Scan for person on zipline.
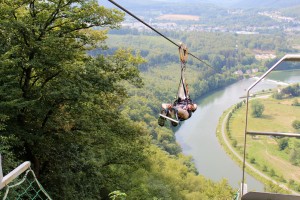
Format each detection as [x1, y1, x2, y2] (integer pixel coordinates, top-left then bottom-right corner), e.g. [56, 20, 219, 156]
[158, 79, 197, 127]
[158, 100, 197, 127]
[158, 43, 197, 127]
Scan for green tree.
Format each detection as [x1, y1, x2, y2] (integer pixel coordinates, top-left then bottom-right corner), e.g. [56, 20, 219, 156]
[272, 92, 283, 100]
[0, 1, 148, 199]
[281, 84, 300, 97]
[278, 138, 289, 151]
[251, 100, 265, 118]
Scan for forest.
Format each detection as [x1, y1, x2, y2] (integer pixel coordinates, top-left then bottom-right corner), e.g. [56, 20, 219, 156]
[0, 0, 300, 199]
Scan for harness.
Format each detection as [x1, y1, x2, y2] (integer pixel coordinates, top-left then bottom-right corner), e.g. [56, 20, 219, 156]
[173, 44, 194, 121]
[175, 44, 190, 106]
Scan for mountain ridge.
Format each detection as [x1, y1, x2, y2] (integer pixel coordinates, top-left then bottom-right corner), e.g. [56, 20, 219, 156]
[100, 0, 300, 9]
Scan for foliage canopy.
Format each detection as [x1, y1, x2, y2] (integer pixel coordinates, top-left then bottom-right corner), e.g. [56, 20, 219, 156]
[251, 100, 265, 118]
[0, 0, 147, 199]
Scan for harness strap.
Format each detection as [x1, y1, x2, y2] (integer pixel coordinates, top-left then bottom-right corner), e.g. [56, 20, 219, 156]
[176, 69, 187, 102]
[175, 43, 190, 106]
[181, 65, 188, 100]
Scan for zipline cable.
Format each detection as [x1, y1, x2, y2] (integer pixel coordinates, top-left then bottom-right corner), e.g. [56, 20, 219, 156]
[107, 0, 214, 70]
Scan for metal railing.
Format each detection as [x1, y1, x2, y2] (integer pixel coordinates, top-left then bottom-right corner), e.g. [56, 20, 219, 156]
[0, 154, 31, 190]
[241, 54, 300, 197]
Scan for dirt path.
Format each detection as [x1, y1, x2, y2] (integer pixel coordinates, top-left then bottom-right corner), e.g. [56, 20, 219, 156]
[221, 111, 299, 195]
[264, 148, 300, 182]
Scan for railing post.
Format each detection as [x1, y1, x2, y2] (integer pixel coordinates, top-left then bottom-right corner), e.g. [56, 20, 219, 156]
[0, 154, 3, 184]
[240, 183, 247, 197]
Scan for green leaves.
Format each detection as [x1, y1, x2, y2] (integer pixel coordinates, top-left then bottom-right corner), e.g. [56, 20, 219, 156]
[0, 1, 147, 199]
[109, 191, 127, 200]
[251, 100, 265, 118]
[0, 114, 9, 131]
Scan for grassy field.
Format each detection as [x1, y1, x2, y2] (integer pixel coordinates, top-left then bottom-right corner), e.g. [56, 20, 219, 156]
[229, 96, 300, 185]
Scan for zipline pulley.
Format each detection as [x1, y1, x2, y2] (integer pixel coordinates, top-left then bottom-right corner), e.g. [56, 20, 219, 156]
[179, 43, 188, 64]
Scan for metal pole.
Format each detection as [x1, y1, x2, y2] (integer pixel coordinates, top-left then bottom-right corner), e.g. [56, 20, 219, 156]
[241, 90, 250, 195]
[247, 131, 300, 137]
[0, 154, 3, 183]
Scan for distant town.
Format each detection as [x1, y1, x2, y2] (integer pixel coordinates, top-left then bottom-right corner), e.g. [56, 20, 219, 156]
[121, 11, 300, 35]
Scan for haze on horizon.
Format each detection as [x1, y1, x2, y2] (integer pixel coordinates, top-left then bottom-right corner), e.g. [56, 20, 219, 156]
[99, 0, 300, 9]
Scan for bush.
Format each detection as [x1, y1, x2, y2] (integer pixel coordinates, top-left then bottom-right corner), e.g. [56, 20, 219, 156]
[262, 165, 268, 172]
[232, 140, 237, 147]
[278, 138, 289, 151]
[251, 100, 265, 118]
[270, 169, 276, 177]
[250, 158, 256, 164]
[279, 176, 286, 183]
[292, 120, 300, 130]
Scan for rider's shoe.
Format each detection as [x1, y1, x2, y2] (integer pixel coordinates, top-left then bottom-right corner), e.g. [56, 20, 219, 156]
[158, 109, 167, 126]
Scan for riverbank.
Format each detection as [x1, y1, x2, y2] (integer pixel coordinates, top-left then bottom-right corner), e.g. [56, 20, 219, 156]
[216, 97, 300, 194]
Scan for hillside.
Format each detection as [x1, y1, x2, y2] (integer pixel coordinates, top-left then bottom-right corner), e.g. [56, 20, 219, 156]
[102, 0, 300, 35]
[232, 0, 300, 8]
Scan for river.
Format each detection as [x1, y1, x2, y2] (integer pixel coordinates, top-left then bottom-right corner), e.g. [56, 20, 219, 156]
[175, 70, 300, 191]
